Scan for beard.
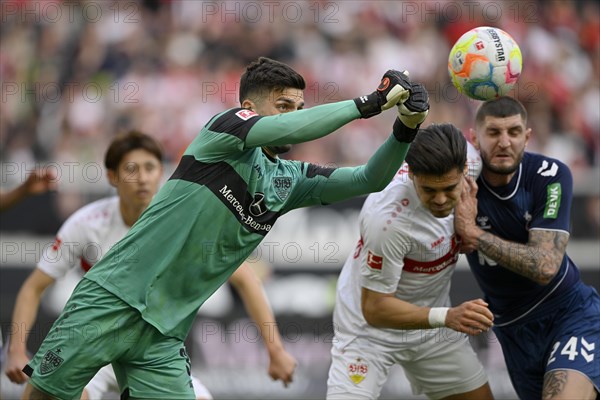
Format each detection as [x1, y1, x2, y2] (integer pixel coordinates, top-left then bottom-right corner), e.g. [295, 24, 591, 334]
[480, 148, 524, 175]
[266, 145, 292, 155]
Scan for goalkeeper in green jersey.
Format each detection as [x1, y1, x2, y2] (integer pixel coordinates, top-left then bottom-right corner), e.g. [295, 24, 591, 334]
[23, 57, 430, 399]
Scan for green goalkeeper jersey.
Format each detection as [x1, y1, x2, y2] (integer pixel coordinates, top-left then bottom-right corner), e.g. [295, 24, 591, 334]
[85, 101, 410, 340]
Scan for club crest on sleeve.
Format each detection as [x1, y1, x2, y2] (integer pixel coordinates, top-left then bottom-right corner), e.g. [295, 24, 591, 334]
[272, 177, 292, 201]
[367, 250, 383, 270]
[235, 109, 258, 120]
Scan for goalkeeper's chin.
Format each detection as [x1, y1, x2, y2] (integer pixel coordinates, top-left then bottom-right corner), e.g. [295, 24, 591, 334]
[267, 145, 292, 155]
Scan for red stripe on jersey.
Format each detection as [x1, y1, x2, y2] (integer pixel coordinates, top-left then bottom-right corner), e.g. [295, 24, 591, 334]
[403, 236, 459, 274]
[81, 258, 93, 272]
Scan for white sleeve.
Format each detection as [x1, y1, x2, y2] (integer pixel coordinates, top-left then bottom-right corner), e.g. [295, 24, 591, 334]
[359, 213, 412, 294]
[37, 214, 85, 280]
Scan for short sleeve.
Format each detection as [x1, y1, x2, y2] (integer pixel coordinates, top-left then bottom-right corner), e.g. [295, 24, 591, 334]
[359, 212, 412, 294]
[37, 215, 84, 279]
[529, 159, 573, 233]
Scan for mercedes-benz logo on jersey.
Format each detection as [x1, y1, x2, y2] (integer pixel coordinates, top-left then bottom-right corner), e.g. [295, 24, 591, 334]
[249, 192, 268, 217]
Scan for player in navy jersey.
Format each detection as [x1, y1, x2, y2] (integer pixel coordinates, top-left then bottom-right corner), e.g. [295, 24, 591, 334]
[454, 96, 599, 400]
[22, 58, 430, 399]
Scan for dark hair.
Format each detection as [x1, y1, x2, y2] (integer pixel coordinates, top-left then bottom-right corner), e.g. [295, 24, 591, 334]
[475, 96, 527, 127]
[239, 57, 306, 104]
[405, 124, 466, 176]
[104, 130, 163, 171]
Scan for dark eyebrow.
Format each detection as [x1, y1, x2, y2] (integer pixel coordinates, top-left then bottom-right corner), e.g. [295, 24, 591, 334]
[277, 97, 305, 108]
[423, 183, 459, 191]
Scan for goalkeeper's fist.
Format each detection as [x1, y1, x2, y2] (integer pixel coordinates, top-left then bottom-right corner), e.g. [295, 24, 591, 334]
[392, 82, 430, 143]
[354, 70, 411, 119]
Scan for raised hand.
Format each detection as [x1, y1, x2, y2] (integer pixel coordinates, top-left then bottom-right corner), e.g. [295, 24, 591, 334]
[354, 70, 412, 119]
[392, 81, 430, 142]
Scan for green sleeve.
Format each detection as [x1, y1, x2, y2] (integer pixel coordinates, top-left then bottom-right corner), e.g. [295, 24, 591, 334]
[320, 135, 410, 204]
[244, 100, 360, 148]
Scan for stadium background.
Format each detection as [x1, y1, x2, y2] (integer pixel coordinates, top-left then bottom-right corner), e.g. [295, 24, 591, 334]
[1, 0, 598, 398]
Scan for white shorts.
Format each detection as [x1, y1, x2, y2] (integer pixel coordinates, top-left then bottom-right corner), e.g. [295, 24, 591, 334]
[327, 330, 488, 400]
[85, 365, 212, 399]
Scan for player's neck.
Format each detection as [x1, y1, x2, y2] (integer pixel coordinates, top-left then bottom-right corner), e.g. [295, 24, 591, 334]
[481, 164, 520, 188]
[481, 171, 513, 187]
[119, 200, 146, 227]
[262, 147, 279, 160]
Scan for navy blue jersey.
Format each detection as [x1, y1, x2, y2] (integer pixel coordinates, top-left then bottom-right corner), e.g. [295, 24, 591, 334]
[466, 152, 581, 324]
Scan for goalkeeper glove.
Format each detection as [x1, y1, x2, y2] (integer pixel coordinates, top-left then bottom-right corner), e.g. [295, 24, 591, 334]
[354, 70, 412, 119]
[392, 82, 430, 143]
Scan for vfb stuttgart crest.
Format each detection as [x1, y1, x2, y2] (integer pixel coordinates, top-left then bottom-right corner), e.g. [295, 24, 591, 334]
[347, 357, 368, 384]
[272, 177, 292, 201]
[39, 349, 64, 375]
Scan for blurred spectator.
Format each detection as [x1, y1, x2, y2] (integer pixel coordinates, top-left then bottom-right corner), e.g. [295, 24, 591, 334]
[0, 168, 56, 211]
[1, 0, 598, 233]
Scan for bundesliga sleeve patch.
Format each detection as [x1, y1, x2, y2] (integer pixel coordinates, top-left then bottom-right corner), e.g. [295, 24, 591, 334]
[235, 109, 258, 120]
[366, 250, 383, 270]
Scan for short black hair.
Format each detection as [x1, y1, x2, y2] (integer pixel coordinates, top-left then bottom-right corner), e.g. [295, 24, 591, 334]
[104, 130, 163, 171]
[239, 57, 306, 104]
[475, 96, 527, 127]
[405, 124, 467, 176]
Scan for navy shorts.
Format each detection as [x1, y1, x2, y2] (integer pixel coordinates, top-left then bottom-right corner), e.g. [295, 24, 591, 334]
[494, 282, 600, 399]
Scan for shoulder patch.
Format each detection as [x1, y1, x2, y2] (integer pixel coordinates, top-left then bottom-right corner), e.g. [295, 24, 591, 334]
[537, 160, 558, 177]
[235, 109, 259, 121]
[366, 249, 383, 271]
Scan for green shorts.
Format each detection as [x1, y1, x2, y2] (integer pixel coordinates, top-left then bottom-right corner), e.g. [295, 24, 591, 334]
[25, 278, 195, 399]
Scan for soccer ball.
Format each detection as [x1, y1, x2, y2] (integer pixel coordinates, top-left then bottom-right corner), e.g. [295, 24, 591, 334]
[448, 26, 522, 101]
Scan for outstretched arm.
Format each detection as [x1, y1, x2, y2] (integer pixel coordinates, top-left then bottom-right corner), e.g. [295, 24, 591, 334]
[5, 269, 56, 383]
[319, 83, 430, 203]
[228, 263, 297, 387]
[0, 169, 57, 211]
[454, 176, 567, 285]
[245, 70, 414, 149]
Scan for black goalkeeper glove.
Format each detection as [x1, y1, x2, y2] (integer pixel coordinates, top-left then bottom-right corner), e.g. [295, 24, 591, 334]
[392, 82, 430, 143]
[354, 70, 412, 119]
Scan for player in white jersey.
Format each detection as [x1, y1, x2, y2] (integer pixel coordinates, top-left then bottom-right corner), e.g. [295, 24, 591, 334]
[327, 124, 494, 400]
[5, 131, 296, 399]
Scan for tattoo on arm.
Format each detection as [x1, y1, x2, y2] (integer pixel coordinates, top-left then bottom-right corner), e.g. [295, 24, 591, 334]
[477, 230, 569, 284]
[542, 370, 567, 399]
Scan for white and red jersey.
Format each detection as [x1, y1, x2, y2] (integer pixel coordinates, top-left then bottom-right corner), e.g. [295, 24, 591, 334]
[38, 196, 129, 280]
[333, 167, 462, 347]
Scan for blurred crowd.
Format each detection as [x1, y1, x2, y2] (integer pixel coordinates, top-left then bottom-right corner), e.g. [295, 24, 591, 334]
[1, 0, 599, 227]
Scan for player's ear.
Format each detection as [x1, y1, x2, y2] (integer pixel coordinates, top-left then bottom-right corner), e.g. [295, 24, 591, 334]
[107, 169, 118, 187]
[524, 127, 532, 147]
[407, 166, 414, 181]
[241, 99, 255, 111]
[469, 128, 480, 150]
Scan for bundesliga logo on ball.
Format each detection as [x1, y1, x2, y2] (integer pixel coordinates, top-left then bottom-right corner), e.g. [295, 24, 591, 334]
[448, 26, 522, 101]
